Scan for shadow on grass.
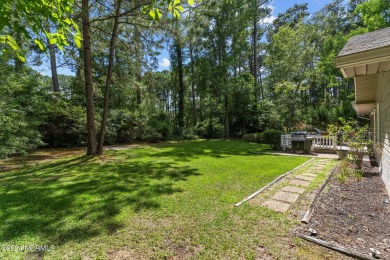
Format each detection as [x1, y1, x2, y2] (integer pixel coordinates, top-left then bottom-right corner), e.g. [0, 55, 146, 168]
[147, 139, 272, 162]
[0, 155, 200, 248]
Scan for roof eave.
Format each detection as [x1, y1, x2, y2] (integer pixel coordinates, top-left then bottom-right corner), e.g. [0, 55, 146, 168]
[335, 45, 390, 77]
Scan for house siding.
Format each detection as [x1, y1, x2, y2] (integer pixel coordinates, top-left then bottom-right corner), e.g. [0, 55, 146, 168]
[375, 71, 390, 194]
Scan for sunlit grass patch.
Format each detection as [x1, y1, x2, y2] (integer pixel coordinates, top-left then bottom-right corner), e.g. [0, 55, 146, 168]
[0, 139, 309, 259]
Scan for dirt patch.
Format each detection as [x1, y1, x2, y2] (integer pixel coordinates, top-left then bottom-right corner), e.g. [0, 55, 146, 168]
[107, 248, 137, 259]
[298, 161, 390, 258]
[0, 144, 145, 171]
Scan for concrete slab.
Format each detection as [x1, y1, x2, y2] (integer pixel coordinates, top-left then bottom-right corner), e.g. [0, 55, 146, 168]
[271, 191, 300, 203]
[289, 179, 311, 187]
[295, 175, 315, 181]
[262, 200, 290, 212]
[281, 186, 305, 194]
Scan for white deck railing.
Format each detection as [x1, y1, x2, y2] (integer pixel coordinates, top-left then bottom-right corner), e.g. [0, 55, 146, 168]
[280, 132, 371, 152]
[311, 136, 337, 150]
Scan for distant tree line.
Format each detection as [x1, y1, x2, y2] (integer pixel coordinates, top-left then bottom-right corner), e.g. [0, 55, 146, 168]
[0, 0, 389, 158]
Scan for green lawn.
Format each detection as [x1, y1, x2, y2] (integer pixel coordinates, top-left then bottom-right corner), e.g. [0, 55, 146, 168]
[0, 140, 309, 259]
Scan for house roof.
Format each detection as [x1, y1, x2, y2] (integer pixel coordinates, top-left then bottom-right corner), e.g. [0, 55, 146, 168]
[337, 27, 390, 57]
[335, 27, 390, 78]
[335, 28, 390, 117]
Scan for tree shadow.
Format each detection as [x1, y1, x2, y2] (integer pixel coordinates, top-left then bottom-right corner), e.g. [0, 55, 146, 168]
[148, 139, 272, 162]
[0, 156, 200, 250]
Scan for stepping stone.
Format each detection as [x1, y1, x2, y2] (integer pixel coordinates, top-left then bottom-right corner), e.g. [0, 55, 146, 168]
[301, 172, 316, 175]
[302, 173, 317, 178]
[271, 191, 299, 203]
[262, 200, 290, 212]
[295, 175, 315, 181]
[289, 179, 310, 187]
[281, 186, 305, 194]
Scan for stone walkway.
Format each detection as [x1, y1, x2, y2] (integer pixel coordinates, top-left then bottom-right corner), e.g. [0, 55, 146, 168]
[249, 158, 334, 213]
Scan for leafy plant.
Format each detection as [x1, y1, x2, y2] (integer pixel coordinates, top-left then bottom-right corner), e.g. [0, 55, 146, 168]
[353, 169, 363, 181]
[337, 159, 351, 184]
[328, 118, 372, 169]
[242, 133, 264, 143]
[263, 129, 284, 149]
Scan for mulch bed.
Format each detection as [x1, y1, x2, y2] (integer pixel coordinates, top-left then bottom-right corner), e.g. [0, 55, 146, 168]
[300, 160, 390, 259]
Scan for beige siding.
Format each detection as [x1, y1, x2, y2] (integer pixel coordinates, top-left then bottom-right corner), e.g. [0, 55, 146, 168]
[375, 71, 390, 193]
[355, 74, 377, 102]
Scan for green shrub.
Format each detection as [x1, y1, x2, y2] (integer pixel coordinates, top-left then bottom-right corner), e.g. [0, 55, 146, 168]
[338, 159, 351, 184]
[242, 132, 264, 143]
[195, 118, 224, 139]
[0, 69, 46, 157]
[0, 104, 44, 158]
[40, 96, 88, 147]
[179, 128, 198, 140]
[106, 110, 172, 144]
[263, 129, 284, 149]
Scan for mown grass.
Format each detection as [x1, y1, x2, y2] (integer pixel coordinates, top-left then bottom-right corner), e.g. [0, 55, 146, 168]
[0, 139, 309, 259]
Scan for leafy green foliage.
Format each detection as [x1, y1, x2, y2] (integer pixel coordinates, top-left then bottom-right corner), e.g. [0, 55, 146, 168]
[195, 118, 225, 139]
[337, 159, 350, 184]
[263, 129, 284, 149]
[0, 0, 80, 59]
[242, 132, 264, 143]
[355, 0, 390, 32]
[39, 96, 88, 147]
[0, 64, 46, 158]
[328, 118, 372, 169]
[143, 0, 198, 21]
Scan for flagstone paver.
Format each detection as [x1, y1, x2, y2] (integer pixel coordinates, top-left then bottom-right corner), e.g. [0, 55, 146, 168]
[302, 173, 317, 178]
[249, 158, 334, 213]
[295, 175, 315, 181]
[289, 179, 311, 187]
[271, 191, 300, 203]
[281, 186, 305, 194]
[262, 200, 290, 212]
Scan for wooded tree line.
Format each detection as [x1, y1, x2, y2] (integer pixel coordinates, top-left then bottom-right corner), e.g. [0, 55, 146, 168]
[1, 0, 389, 157]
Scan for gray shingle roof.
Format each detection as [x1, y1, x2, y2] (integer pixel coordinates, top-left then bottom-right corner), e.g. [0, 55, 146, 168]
[337, 27, 390, 57]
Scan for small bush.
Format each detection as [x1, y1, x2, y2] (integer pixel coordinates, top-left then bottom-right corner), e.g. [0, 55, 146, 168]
[242, 132, 263, 143]
[337, 159, 350, 184]
[195, 118, 224, 139]
[353, 169, 363, 181]
[263, 129, 284, 149]
[180, 128, 198, 140]
[40, 100, 88, 147]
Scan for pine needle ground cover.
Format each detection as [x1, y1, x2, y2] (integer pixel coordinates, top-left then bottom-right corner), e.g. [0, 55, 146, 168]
[0, 140, 309, 259]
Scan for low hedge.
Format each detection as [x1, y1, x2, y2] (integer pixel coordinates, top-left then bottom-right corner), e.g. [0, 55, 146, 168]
[243, 129, 284, 149]
[242, 132, 264, 143]
[263, 129, 284, 149]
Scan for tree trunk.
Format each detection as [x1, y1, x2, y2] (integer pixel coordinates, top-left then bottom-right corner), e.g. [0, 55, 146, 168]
[252, 1, 258, 96]
[82, 0, 97, 155]
[46, 21, 60, 92]
[135, 27, 142, 105]
[224, 94, 229, 138]
[176, 38, 185, 128]
[97, 0, 122, 155]
[48, 43, 60, 92]
[189, 43, 196, 126]
[259, 68, 264, 101]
